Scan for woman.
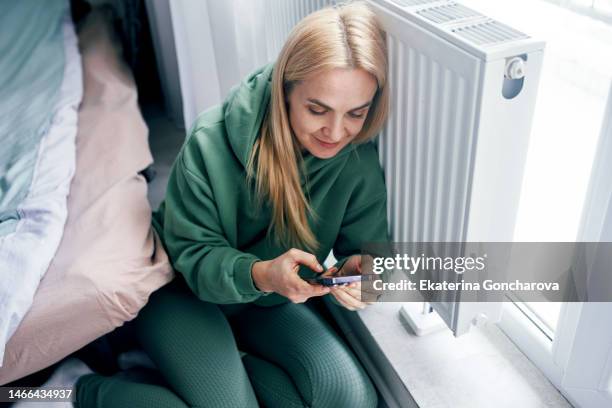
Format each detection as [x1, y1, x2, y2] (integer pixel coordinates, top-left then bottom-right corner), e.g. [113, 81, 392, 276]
[76, 2, 389, 407]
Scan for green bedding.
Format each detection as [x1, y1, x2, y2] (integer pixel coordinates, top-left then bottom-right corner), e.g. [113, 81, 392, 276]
[0, 0, 67, 236]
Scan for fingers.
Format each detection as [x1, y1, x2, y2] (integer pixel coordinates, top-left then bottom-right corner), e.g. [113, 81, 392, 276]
[331, 289, 365, 311]
[287, 248, 323, 273]
[329, 289, 352, 310]
[340, 282, 376, 304]
[331, 285, 368, 310]
[286, 274, 330, 303]
[280, 248, 331, 303]
[342, 281, 363, 299]
[287, 286, 329, 303]
[341, 284, 376, 305]
[320, 266, 338, 278]
[307, 283, 331, 298]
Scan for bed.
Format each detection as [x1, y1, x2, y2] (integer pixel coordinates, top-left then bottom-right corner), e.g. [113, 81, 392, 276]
[0, 3, 174, 384]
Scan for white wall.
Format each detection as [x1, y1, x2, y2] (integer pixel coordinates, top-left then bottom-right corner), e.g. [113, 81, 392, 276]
[150, 0, 332, 130]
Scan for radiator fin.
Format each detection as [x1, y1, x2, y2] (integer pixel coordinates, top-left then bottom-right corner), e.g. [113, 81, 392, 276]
[387, 0, 530, 48]
[380, 33, 477, 244]
[452, 20, 529, 45]
[392, 0, 442, 6]
[417, 2, 482, 24]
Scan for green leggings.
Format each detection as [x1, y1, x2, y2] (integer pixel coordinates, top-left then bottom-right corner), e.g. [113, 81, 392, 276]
[75, 279, 377, 407]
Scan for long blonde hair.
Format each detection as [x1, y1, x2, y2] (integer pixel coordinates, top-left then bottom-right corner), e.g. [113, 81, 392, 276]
[247, 1, 389, 251]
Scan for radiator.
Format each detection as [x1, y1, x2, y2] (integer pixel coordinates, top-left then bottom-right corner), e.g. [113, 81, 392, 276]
[370, 0, 545, 335]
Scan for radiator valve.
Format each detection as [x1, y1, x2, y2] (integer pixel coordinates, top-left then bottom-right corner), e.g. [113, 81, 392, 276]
[505, 56, 526, 80]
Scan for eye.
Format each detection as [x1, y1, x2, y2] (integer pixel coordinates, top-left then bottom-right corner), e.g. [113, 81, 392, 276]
[308, 106, 327, 115]
[348, 110, 367, 119]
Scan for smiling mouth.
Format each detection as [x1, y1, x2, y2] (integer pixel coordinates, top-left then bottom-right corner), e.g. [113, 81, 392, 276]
[313, 137, 340, 149]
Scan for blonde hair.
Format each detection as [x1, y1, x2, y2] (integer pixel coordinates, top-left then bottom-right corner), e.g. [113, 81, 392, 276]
[247, 1, 389, 251]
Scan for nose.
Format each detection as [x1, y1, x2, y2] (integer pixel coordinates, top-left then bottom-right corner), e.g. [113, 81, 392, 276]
[322, 116, 345, 142]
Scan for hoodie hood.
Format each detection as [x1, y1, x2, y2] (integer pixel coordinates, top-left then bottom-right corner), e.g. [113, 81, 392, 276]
[223, 63, 274, 169]
[222, 63, 357, 175]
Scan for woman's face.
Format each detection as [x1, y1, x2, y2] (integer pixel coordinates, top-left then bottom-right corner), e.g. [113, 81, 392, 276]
[287, 68, 378, 159]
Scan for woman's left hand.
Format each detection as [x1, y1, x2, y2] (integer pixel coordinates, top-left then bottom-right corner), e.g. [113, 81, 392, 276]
[322, 255, 375, 311]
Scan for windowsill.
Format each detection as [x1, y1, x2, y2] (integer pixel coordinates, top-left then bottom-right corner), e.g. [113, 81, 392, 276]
[329, 302, 573, 408]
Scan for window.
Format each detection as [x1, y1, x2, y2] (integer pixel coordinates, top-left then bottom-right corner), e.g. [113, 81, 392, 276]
[507, 292, 562, 340]
[462, 1, 612, 405]
[547, 0, 612, 24]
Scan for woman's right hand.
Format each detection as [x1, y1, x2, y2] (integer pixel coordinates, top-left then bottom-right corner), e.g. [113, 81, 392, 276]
[251, 248, 331, 303]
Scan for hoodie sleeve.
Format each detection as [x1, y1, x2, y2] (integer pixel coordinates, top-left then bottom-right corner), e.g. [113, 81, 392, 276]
[160, 152, 264, 304]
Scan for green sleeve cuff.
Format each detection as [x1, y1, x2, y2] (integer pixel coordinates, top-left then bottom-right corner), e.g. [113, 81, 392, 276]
[234, 255, 265, 297]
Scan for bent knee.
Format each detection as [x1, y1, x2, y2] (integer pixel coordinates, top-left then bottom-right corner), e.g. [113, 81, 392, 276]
[311, 363, 377, 408]
[294, 344, 377, 408]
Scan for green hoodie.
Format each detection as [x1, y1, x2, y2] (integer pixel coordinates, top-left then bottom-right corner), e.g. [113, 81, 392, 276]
[152, 64, 389, 306]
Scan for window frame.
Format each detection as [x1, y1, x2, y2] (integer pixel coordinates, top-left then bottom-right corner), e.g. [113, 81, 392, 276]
[497, 299, 582, 391]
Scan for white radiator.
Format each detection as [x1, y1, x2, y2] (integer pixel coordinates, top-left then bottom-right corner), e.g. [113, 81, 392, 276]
[370, 0, 545, 335]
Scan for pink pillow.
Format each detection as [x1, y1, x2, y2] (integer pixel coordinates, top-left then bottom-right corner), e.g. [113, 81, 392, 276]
[0, 8, 174, 385]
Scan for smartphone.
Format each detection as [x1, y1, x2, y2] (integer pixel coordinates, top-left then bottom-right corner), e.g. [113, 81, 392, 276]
[307, 274, 376, 287]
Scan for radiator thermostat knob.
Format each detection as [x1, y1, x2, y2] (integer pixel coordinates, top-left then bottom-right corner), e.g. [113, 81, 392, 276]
[505, 57, 526, 80]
